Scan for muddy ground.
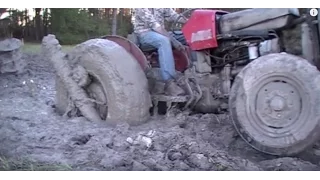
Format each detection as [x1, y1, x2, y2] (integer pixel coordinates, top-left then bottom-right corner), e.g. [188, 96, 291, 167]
[1, 52, 320, 171]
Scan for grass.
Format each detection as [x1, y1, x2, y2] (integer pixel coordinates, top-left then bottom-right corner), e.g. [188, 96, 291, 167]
[22, 42, 75, 54]
[0, 156, 72, 171]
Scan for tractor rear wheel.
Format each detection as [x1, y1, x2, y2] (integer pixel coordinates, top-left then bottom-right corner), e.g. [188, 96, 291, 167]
[55, 39, 152, 125]
[229, 53, 320, 156]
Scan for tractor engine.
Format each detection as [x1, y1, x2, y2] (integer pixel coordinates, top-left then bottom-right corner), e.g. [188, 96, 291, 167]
[180, 9, 299, 113]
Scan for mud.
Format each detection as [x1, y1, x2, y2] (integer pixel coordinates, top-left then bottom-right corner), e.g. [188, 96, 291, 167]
[0, 52, 320, 171]
[42, 35, 103, 123]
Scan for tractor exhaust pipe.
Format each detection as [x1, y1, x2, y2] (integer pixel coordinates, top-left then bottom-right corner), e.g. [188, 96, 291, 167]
[301, 9, 320, 69]
[301, 22, 315, 65]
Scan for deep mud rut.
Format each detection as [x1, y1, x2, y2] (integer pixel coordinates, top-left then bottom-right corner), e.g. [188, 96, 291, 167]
[0, 52, 320, 171]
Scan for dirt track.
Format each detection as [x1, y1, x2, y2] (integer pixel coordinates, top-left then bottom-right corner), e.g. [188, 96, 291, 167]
[0, 52, 320, 171]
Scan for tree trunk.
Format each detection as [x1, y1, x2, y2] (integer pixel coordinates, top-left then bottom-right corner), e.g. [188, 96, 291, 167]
[119, 8, 123, 27]
[35, 8, 42, 41]
[42, 8, 48, 35]
[23, 9, 29, 38]
[105, 8, 110, 19]
[111, 8, 117, 35]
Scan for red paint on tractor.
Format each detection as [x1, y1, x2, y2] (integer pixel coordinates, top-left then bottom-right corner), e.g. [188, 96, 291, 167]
[101, 35, 149, 71]
[182, 9, 228, 51]
[145, 48, 190, 72]
[173, 49, 189, 72]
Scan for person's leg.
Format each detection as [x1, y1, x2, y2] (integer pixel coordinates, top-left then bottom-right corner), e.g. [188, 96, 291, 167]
[138, 31, 176, 81]
[138, 31, 185, 96]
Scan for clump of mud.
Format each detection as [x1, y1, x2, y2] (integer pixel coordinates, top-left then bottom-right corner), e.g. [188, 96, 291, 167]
[0, 52, 320, 171]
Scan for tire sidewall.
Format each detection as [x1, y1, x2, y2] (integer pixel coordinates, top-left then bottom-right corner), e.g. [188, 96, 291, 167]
[55, 39, 152, 125]
[230, 53, 320, 155]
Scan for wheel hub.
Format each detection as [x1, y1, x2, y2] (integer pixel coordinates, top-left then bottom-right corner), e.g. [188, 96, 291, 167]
[270, 96, 286, 111]
[256, 80, 302, 129]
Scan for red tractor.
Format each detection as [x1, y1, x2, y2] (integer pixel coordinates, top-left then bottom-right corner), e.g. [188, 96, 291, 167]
[45, 8, 320, 156]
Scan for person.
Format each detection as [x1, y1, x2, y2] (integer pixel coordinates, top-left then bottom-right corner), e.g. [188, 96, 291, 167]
[132, 8, 188, 96]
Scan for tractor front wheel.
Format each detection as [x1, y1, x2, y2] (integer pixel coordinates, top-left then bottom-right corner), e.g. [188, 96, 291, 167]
[229, 53, 320, 156]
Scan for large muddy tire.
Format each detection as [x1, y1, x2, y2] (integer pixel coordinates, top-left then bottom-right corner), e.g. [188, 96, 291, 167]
[229, 53, 320, 156]
[0, 38, 25, 74]
[55, 39, 152, 125]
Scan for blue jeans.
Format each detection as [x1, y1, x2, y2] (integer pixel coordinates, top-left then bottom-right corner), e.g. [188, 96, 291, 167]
[138, 31, 184, 81]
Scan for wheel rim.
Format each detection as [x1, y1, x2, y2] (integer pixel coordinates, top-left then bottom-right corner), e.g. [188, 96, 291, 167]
[255, 78, 302, 129]
[85, 75, 108, 120]
[237, 73, 312, 149]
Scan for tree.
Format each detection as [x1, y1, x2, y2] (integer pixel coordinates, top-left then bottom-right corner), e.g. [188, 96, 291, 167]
[35, 8, 42, 41]
[111, 8, 117, 35]
[4, 8, 202, 44]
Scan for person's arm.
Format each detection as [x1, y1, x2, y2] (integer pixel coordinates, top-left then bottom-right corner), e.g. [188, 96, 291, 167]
[163, 8, 187, 24]
[134, 8, 161, 30]
[134, 8, 170, 37]
[135, 9, 184, 50]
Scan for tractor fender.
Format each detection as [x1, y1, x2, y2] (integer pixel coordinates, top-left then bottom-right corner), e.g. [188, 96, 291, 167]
[101, 35, 149, 72]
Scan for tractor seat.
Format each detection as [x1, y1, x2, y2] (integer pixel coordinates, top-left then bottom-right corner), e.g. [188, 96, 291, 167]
[127, 33, 157, 52]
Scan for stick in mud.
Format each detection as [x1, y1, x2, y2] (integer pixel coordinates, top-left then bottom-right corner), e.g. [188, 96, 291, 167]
[41, 34, 102, 122]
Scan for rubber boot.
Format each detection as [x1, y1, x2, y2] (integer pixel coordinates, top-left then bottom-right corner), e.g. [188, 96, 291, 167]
[165, 79, 185, 96]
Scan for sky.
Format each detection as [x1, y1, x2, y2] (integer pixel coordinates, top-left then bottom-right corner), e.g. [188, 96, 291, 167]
[0, 8, 35, 19]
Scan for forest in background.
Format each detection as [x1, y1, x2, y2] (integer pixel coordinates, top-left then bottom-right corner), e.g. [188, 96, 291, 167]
[0, 8, 199, 44]
[0, 8, 307, 45]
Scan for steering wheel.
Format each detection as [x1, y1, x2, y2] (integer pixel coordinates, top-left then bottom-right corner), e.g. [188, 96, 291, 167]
[171, 8, 198, 35]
